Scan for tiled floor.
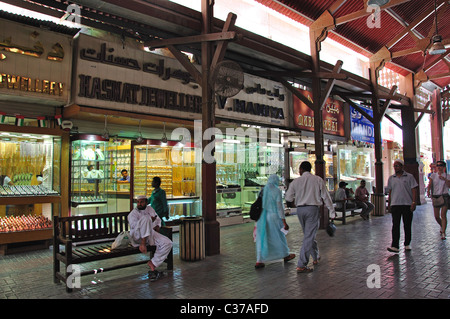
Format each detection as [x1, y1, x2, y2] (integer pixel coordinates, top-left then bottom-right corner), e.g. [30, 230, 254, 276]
[1, 200, 449, 300]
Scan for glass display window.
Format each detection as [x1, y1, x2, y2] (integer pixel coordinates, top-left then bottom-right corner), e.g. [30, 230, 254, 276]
[107, 141, 131, 191]
[215, 133, 285, 222]
[288, 149, 335, 191]
[289, 149, 309, 179]
[131, 139, 200, 221]
[0, 131, 61, 197]
[0, 126, 65, 251]
[337, 145, 375, 192]
[70, 135, 109, 215]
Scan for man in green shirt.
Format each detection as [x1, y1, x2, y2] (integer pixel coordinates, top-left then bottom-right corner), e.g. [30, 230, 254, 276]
[148, 176, 169, 225]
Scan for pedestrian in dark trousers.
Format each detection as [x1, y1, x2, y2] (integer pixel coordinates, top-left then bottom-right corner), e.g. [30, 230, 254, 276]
[386, 159, 419, 253]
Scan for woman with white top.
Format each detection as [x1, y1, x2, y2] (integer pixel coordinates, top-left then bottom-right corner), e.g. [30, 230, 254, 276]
[427, 160, 450, 240]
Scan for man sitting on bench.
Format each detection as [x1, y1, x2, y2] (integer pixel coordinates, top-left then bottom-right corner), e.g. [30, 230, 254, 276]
[335, 181, 357, 209]
[128, 195, 173, 279]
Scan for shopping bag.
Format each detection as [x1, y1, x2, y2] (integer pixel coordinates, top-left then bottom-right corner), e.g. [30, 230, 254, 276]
[111, 231, 131, 250]
[326, 220, 336, 237]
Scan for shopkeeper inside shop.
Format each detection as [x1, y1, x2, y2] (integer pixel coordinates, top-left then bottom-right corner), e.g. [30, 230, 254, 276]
[118, 169, 130, 182]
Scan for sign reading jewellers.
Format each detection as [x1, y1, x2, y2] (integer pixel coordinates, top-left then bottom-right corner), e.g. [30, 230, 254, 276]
[293, 88, 345, 137]
[73, 34, 289, 126]
[0, 19, 72, 103]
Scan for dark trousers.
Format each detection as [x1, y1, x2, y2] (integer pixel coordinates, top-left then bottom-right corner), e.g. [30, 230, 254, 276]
[390, 205, 413, 248]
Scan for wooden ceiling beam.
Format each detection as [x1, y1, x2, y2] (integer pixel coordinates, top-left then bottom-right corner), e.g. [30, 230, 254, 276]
[145, 32, 238, 49]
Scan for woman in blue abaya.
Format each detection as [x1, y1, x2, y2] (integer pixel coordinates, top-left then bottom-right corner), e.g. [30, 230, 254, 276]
[255, 174, 295, 268]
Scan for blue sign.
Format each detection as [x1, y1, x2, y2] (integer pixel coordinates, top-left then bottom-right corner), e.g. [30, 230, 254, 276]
[350, 105, 374, 144]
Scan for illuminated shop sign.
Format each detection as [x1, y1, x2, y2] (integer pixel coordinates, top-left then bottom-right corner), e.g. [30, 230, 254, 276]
[293, 88, 345, 136]
[0, 19, 72, 102]
[350, 104, 374, 143]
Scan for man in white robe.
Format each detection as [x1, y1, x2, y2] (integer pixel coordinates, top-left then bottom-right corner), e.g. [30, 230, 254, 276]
[128, 195, 173, 272]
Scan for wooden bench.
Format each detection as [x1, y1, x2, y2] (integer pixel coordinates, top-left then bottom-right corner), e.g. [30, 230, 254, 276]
[53, 212, 173, 292]
[333, 199, 363, 224]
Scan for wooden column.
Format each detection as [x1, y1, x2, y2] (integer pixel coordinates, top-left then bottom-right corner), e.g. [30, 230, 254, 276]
[368, 64, 385, 195]
[430, 89, 444, 162]
[310, 19, 328, 229]
[201, 0, 219, 256]
[401, 103, 420, 204]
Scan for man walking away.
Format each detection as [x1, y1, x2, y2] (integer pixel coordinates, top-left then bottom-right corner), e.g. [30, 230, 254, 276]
[285, 161, 336, 273]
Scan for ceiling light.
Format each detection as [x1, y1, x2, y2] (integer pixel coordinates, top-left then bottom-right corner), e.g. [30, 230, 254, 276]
[161, 122, 168, 144]
[102, 115, 109, 139]
[428, 0, 446, 55]
[136, 119, 144, 143]
[429, 35, 446, 55]
[368, 0, 390, 6]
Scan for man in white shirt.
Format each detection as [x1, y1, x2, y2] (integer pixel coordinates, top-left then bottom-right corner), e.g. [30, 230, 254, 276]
[285, 161, 336, 273]
[386, 160, 418, 253]
[128, 195, 173, 275]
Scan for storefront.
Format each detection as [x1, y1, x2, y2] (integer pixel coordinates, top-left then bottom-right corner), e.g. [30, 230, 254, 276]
[65, 32, 203, 221]
[214, 73, 290, 225]
[0, 18, 73, 253]
[345, 103, 376, 193]
[290, 87, 347, 193]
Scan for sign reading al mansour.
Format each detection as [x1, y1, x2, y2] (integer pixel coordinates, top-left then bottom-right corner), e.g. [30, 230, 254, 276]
[73, 33, 289, 127]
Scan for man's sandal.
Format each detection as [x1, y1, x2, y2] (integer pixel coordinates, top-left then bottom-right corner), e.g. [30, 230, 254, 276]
[296, 267, 313, 273]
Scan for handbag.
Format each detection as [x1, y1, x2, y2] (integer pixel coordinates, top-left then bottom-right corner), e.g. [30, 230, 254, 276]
[431, 175, 446, 208]
[326, 220, 336, 237]
[432, 195, 445, 208]
[249, 193, 263, 221]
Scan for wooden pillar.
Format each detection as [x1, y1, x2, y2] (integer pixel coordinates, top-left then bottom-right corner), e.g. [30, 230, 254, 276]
[310, 27, 327, 229]
[201, 0, 220, 256]
[368, 65, 384, 194]
[401, 104, 420, 204]
[430, 89, 444, 162]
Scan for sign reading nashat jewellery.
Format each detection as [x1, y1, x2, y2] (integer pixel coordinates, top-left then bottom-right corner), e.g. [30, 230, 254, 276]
[73, 34, 289, 126]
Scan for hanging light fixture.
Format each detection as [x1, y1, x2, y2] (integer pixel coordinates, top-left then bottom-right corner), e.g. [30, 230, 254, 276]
[102, 115, 109, 139]
[136, 119, 144, 143]
[367, 0, 390, 6]
[429, 0, 446, 55]
[161, 122, 168, 144]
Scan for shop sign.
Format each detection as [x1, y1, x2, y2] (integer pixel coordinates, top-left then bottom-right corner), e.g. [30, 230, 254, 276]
[0, 19, 72, 103]
[73, 34, 203, 120]
[350, 104, 374, 143]
[293, 88, 345, 136]
[74, 34, 289, 126]
[215, 73, 289, 127]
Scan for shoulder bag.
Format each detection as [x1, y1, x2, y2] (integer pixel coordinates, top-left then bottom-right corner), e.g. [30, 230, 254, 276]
[431, 174, 446, 208]
[250, 192, 263, 221]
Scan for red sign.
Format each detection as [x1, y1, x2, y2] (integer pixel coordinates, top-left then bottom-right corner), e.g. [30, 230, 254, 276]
[293, 89, 345, 137]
